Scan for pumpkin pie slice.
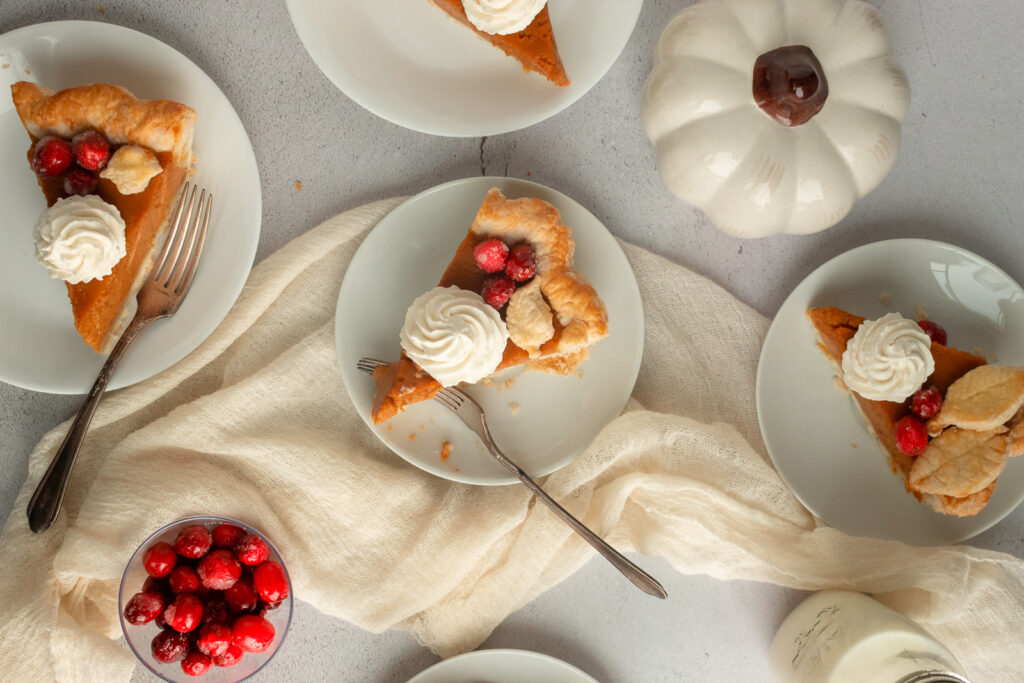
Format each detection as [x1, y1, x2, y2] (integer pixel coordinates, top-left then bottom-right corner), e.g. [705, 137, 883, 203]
[806, 306, 989, 515]
[429, 0, 570, 86]
[12, 82, 196, 352]
[371, 188, 607, 423]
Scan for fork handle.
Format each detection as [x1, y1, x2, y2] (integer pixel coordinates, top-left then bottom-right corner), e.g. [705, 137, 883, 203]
[26, 316, 150, 533]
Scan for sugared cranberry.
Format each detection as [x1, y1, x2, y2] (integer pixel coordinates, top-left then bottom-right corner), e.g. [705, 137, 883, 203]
[252, 561, 289, 603]
[197, 549, 241, 590]
[231, 615, 276, 654]
[473, 238, 509, 273]
[151, 629, 190, 663]
[481, 275, 515, 309]
[505, 244, 536, 282]
[212, 523, 246, 549]
[235, 533, 270, 565]
[895, 415, 929, 456]
[181, 649, 213, 677]
[917, 320, 948, 346]
[164, 594, 204, 633]
[224, 575, 259, 613]
[174, 525, 213, 559]
[201, 596, 231, 626]
[196, 624, 232, 657]
[32, 136, 73, 177]
[63, 168, 97, 196]
[212, 644, 244, 668]
[143, 542, 178, 578]
[910, 386, 943, 420]
[123, 591, 166, 625]
[168, 566, 201, 594]
[142, 575, 171, 598]
[70, 130, 111, 171]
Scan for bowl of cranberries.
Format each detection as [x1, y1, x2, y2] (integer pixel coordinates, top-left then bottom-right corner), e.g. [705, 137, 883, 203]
[118, 516, 293, 681]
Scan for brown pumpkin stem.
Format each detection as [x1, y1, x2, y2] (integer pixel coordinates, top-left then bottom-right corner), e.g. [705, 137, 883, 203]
[753, 45, 828, 127]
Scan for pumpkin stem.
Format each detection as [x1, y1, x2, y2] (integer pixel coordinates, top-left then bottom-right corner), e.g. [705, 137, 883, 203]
[753, 45, 828, 127]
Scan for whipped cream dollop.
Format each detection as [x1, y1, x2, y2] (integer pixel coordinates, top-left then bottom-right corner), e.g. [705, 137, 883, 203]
[400, 286, 509, 386]
[33, 195, 127, 284]
[462, 0, 547, 35]
[841, 313, 935, 402]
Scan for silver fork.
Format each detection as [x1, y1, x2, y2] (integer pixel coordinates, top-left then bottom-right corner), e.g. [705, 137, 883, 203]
[27, 183, 213, 533]
[357, 357, 667, 599]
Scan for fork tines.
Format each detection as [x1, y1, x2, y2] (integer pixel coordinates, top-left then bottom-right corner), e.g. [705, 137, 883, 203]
[356, 358, 386, 375]
[153, 183, 213, 294]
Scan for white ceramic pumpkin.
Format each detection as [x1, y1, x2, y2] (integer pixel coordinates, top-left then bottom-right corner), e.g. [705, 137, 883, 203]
[643, 0, 910, 238]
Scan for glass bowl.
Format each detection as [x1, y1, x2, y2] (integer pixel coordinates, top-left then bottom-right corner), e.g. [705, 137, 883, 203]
[118, 515, 293, 682]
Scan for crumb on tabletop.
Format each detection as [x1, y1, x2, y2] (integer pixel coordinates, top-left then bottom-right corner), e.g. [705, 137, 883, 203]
[879, 293, 891, 305]
[294, 180, 302, 192]
[509, 402, 520, 415]
[99, 5, 106, 13]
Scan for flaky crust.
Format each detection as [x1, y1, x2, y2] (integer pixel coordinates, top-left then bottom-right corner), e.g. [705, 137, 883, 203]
[472, 189, 609, 366]
[11, 82, 196, 165]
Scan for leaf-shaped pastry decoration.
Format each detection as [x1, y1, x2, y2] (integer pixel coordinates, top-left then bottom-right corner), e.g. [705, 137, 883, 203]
[929, 480, 997, 517]
[908, 427, 1009, 497]
[1010, 407, 1024, 458]
[926, 365, 1024, 436]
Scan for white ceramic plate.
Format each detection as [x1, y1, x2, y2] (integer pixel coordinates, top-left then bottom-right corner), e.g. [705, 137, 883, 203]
[407, 649, 598, 683]
[0, 21, 260, 393]
[285, 0, 643, 137]
[335, 177, 643, 485]
[757, 239, 1024, 545]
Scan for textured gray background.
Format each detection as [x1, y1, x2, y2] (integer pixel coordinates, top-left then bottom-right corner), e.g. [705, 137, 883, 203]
[2, 1, 1023, 681]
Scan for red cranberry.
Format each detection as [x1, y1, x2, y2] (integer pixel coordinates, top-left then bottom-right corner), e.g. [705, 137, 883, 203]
[154, 611, 168, 629]
[917, 320, 948, 346]
[481, 275, 515, 309]
[174, 525, 213, 559]
[473, 238, 509, 273]
[168, 566, 201, 594]
[212, 643, 243, 668]
[63, 168, 97, 196]
[231, 615, 276, 653]
[143, 542, 178, 578]
[196, 624, 232, 657]
[151, 630, 190, 663]
[181, 649, 213, 677]
[235, 533, 270, 565]
[164, 594, 204, 633]
[201, 596, 231, 626]
[895, 415, 929, 456]
[197, 549, 241, 590]
[252, 561, 289, 603]
[70, 130, 111, 171]
[212, 523, 246, 549]
[910, 386, 943, 420]
[505, 244, 537, 282]
[32, 136, 73, 177]
[142, 575, 171, 597]
[224, 576, 259, 613]
[123, 591, 166, 625]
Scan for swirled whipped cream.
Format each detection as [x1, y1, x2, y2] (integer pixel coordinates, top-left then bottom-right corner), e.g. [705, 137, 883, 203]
[841, 313, 935, 402]
[462, 0, 547, 35]
[400, 286, 509, 386]
[33, 195, 127, 284]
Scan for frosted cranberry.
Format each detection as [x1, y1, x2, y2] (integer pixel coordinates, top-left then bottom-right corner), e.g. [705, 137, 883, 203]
[154, 611, 167, 629]
[142, 576, 171, 597]
[201, 596, 231, 626]
[505, 244, 536, 282]
[70, 130, 111, 171]
[917, 320, 948, 346]
[168, 566, 201, 594]
[174, 525, 213, 559]
[197, 550, 241, 590]
[181, 649, 213, 677]
[196, 623, 232, 657]
[123, 591, 166, 625]
[252, 561, 289, 603]
[473, 238, 509, 273]
[143, 542, 178, 578]
[224, 576, 259, 613]
[164, 594, 204, 633]
[32, 136, 73, 177]
[235, 533, 270, 565]
[481, 275, 515, 309]
[212, 523, 246, 549]
[231, 615, 276, 653]
[151, 630, 189, 663]
[212, 643, 243, 668]
[63, 168, 97, 196]
[910, 386, 943, 419]
[895, 415, 929, 456]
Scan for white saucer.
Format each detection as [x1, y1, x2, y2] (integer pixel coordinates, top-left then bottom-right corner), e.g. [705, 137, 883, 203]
[0, 21, 261, 394]
[335, 177, 643, 485]
[286, 0, 643, 136]
[757, 239, 1024, 545]
[407, 649, 598, 683]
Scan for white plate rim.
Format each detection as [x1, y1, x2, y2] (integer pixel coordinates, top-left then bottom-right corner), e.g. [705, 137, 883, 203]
[405, 648, 599, 683]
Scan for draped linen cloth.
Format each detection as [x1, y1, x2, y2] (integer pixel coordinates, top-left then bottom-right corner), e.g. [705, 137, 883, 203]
[1, 198, 1021, 682]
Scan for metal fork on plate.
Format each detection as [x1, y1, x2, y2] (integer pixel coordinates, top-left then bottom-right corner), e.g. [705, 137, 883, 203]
[27, 184, 213, 533]
[357, 357, 667, 599]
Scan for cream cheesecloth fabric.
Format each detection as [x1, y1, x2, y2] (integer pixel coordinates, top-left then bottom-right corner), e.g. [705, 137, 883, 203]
[1, 198, 1022, 682]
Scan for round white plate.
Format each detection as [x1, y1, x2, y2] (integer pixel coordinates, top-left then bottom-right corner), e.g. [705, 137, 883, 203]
[286, 0, 643, 137]
[0, 21, 260, 394]
[335, 177, 643, 485]
[407, 649, 598, 683]
[757, 239, 1024, 545]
